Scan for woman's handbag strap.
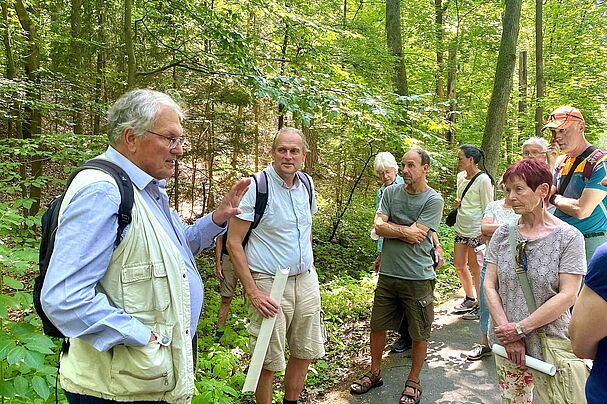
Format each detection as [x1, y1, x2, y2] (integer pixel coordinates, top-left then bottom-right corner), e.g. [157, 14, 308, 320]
[508, 224, 538, 314]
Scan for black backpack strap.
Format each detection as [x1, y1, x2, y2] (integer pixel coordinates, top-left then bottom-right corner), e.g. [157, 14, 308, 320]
[82, 159, 134, 245]
[557, 146, 596, 195]
[242, 171, 269, 248]
[296, 171, 313, 208]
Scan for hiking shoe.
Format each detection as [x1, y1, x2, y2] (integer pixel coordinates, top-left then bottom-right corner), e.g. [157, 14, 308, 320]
[391, 336, 412, 353]
[467, 344, 492, 361]
[462, 305, 480, 320]
[453, 297, 477, 313]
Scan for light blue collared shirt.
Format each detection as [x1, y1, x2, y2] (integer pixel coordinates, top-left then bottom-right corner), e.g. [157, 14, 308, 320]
[42, 146, 225, 351]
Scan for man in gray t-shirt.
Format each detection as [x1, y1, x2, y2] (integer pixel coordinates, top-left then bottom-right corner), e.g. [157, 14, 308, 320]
[350, 148, 444, 403]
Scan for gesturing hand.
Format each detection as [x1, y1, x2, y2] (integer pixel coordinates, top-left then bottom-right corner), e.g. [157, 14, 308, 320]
[249, 290, 280, 318]
[212, 178, 251, 225]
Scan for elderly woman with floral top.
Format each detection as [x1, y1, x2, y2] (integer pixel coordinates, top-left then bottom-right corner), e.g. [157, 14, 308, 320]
[484, 159, 586, 403]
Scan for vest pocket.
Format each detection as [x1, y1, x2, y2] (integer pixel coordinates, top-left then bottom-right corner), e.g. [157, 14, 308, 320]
[121, 261, 170, 312]
[110, 323, 176, 395]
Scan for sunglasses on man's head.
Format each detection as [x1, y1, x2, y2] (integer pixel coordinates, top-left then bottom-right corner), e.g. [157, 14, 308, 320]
[545, 112, 583, 123]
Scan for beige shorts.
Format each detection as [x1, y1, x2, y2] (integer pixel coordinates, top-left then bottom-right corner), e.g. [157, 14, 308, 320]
[247, 269, 326, 372]
[219, 255, 239, 298]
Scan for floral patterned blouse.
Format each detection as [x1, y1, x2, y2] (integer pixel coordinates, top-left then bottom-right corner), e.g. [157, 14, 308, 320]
[485, 222, 586, 360]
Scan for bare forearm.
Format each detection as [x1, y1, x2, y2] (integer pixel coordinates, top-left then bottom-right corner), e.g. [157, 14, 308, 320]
[484, 285, 509, 327]
[519, 292, 577, 334]
[552, 195, 586, 218]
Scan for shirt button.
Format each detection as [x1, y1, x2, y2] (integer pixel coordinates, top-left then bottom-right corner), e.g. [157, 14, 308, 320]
[185, 330, 189, 335]
[161, 336, 170, 344]
[156, 196, 160, 200]
[183, 274, 187, 278]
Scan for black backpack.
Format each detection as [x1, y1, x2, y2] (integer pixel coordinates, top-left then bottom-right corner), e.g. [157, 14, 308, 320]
[34, 159, 134, 338]
[221, 170, 314, 256]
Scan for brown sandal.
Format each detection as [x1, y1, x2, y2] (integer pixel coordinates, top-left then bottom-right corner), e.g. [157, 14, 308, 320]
[350, 373, 383, 395]
[399, 379, 422, 404]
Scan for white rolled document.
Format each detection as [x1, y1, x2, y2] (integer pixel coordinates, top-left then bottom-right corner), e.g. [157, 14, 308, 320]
[492, 344, 556, 376]
[243, 267, 291, 393]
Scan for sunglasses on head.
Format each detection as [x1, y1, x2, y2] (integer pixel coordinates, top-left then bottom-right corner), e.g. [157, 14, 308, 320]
[545, 111, 583, 123]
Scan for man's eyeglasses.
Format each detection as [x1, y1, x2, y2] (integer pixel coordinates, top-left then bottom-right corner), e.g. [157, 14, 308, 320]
[515, 240, 528, 271]
[147, 130, 187, 150]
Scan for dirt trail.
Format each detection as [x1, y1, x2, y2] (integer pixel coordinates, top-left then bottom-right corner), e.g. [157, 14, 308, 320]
[315, 297, 502, 403]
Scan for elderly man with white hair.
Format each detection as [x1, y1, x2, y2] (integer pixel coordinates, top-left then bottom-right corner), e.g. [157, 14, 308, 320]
[42, 89, 250, 403]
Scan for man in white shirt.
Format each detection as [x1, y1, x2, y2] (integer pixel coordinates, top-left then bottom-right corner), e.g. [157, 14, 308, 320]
[227, 127, 325, 404]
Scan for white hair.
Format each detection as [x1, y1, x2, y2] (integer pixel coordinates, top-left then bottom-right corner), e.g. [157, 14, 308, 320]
[522, 137, 548, 150]
[106, 89, 185, 146]
[374, 152, 398, 175]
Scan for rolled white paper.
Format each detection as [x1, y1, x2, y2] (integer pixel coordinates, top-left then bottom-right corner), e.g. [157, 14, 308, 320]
[492, 344, 556, 376]
[243, 267, 291, 393]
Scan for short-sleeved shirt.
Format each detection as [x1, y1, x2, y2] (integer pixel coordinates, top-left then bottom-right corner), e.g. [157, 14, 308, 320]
[379, 184, 444, 280]
[454, 171, 494, 237]
[376, 175, 404, 252]
[583, 243, 607, 403]
[236, 165, 317, 276]
[483, 200, 519, 225]
[553, 152, 607, 234]
[485, 223, 586, 360]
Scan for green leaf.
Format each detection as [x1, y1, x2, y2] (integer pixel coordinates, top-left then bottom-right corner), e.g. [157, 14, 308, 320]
[0, 338, 17, 360]
[3, 275, 24, 289]
[31, 375, 50, 400]
[23, 334, 55, 354]
[13, 375, 29, 396]
[0, 379, 16, 397]
[7, 346, 26, 365]
[22, 349, 45, 368]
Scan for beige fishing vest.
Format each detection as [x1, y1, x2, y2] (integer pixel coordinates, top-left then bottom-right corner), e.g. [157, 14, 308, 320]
[57, 169, 194, 403]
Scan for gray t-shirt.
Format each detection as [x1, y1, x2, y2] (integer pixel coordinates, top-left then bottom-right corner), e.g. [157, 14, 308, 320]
[485, 223, 586, 360]
[379, 185, 444, 280]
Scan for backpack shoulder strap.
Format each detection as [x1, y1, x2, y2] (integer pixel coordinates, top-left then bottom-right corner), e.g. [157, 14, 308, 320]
[296, 171, 313, 208]
[76, 159, 134, 246]
[582, 149, 607, 180]
[242, 171, 269, 248]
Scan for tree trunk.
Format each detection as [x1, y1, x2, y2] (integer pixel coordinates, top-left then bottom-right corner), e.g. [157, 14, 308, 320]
[93, 0, 105, 135]
[278, 20, 289, 129]
[446, 39, 458, 144]
[386, 0, 408, 96]
[71, 0, 83, 134]
[434, 0, 445, 99]
[1, 0, 17, 138]
[303, 126, 318, 174]
[14, 0, 42, 216]
[534, 0, 544, 137]
[253, 100, 260, 171]
[515, 50, 527, 163]
[481, 0, 523, 180]
[124, 0, 136, 89]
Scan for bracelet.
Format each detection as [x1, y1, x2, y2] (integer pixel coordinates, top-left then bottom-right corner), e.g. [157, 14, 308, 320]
[549, 194, 558, 205]
[514, 322, 526, 337]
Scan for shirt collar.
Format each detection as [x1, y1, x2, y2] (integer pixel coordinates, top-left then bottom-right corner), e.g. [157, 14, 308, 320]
[267, 163, 302, 189]
[102, 146, 163, 191]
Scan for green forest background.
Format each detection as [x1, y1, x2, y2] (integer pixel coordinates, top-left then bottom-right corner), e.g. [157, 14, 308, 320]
[1, 0, 607, 402]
